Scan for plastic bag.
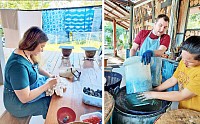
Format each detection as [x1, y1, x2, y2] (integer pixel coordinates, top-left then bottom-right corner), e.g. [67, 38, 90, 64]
[123, 56, 152, 94]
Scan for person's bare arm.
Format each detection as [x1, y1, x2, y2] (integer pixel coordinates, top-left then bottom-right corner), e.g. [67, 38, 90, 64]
[130, 42, 139, 56]
[14, 78, 57, 103]
[153, 45, 167, 57]
[149, 88, 196, 102]
[39, 67, 54, 78]
[154, 76, 178, 91]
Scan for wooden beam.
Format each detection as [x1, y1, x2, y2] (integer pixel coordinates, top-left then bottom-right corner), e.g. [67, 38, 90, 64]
[104, 9, 130, 24]
[105, 2, 127, 16]
[104, 14, 129, 29]
[105, 0, 130, 14]
[110, 0, 134, 6]
[134, 0, 148, 6]
[117, 22, 129, 29]
[134, 0, 153, 9]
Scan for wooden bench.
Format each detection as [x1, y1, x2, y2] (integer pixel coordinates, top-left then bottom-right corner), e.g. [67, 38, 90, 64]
[0, 110, 31, 124]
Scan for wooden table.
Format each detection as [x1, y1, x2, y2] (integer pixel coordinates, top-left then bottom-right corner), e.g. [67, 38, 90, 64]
[44, 51, 102, 124]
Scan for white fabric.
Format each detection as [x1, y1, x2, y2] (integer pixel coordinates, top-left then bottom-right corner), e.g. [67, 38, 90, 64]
[0, 9, 18, 30]
[46, 77, 67, 97]
[17, 11, 42, 38]
[3, 28, 20, 48]
[0, 10, 42, 48]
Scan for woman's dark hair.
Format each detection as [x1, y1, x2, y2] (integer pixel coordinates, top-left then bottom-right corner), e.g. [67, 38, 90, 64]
[19, 26, 48, 51]
[156, 14, 169, 22]
[181, 36, 200, 61]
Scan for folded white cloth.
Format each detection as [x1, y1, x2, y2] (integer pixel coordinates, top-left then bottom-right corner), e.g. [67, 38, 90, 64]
[46, 77, 67, 97]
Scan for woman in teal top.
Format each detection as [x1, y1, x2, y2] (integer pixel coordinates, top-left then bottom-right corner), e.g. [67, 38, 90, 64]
[3, 26, 58, 119]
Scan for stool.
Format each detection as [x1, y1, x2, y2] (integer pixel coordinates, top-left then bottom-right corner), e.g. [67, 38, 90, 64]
[0, 110, 31, 124]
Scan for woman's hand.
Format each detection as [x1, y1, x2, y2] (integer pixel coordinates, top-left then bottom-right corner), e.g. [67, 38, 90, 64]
[47, 77, 58, 89]
[49, 75, 55, 78]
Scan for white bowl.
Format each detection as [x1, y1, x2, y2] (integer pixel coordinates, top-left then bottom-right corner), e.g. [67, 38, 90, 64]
[82, 88, 102, 108]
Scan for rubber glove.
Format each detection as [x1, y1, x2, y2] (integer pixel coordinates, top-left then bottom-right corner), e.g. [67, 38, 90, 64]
[141, 50, 154, 65]
[136, 92, 154, 101]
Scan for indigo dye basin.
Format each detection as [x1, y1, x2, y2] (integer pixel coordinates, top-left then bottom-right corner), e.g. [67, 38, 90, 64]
[112, 87, 171, 124]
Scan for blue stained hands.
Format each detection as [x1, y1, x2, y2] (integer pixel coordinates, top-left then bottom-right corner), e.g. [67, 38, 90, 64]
[141, 50, 154, 65]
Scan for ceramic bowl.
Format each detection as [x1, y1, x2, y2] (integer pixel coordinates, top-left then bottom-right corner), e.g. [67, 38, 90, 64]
[81, 47, 98, 58]
[62, 49, 72, 57]
[85, 51, 96, 58]
[59, 46, 74, 57]
[57, 107, 76, 124]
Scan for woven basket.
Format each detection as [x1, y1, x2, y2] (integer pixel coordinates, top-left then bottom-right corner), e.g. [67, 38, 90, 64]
[104, 91, 115, 123]
[155, 109, 200, 124]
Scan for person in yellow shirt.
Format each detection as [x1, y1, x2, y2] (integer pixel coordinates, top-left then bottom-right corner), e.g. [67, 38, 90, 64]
[138, 36, 200, 112]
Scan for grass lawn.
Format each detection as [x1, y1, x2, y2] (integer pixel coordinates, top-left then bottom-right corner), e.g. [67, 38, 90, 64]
[44, 41, 102, 53]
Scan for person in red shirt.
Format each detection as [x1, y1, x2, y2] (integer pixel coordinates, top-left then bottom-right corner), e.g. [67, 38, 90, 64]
[130, 14, 170, 65]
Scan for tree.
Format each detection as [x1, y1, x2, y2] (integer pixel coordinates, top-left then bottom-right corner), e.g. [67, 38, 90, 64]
[81, 1, 102, 6]
[104, 21, 129, 49]
[0, 1, 51, 10]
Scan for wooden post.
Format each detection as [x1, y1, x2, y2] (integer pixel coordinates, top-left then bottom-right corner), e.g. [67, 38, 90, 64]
[168, 0, 180, 47]
[0, 38, 5, 85]
[177, 0, 190, 33]
[129, 5, 134, 48]
[113, 19, 117, 57]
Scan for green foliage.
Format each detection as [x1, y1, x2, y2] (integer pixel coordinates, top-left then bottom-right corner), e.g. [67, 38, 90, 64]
[104, 22, 113, 34]
[81, 1, 102, 6]
[74, 40, 86, 45]
[104, 21, 129, 49]
[117, 39, 123, 50]
[0, 1, 101, 10]
[105, 36, 111, 45]
[0, 1, 51, 10]
[187, 12, 200, 29]
[79, 40, 86, 45]
[108, 45, 113, 49]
